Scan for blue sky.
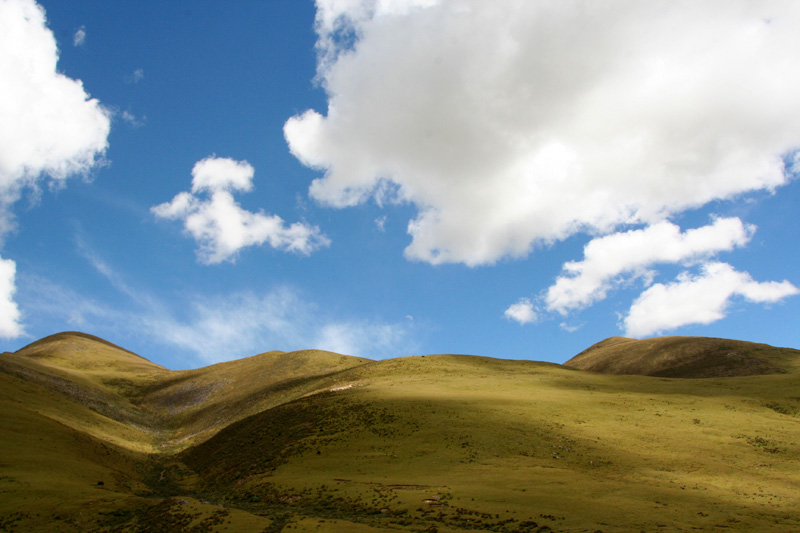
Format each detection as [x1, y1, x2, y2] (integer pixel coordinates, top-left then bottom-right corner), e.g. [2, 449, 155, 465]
[1, 0, 799, 369]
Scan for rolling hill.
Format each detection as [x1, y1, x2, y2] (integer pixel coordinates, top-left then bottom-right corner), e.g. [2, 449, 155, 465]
[1, 332, 799, 532]
[563, 335, 799, 378]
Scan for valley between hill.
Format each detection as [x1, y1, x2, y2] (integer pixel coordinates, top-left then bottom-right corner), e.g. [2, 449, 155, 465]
[1, 332, 799, 532]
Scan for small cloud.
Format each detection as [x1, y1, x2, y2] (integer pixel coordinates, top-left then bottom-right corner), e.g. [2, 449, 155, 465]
[375, 215, 387, 231]
[295, 193, 309, 212]
[545, 218, 753, 316]
[622, 262, 799, 337]
[504, 298, 537, 325]
[0, 255, 23, 338]
[152, 156, 330, 264]
[121, 110, 145, 128]
[124, 68, 144, 84]
[559, 322, 582, 333]
[73, 25, 86, 47]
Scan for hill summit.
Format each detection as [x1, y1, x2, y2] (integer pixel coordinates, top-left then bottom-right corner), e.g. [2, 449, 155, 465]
[563, 335, 797, 378]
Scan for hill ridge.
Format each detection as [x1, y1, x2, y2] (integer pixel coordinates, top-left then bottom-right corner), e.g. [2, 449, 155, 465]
[564, 335, 798, 378]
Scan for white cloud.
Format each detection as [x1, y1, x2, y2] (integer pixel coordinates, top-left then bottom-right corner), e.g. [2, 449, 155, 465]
[152, 156, 330, 264]
[190, 157, 255, 194]
[504, 298, 536, 325]
[145, 288, 307, 363]
[72, 25, 85, 47]
[121, 110, 145, 128]
[314, 320, 413, 358]
[0, 0, 111, 339]
[124, 68, 144, 84]
[287, 1, 800, 266]
[0, 0, 110, 231]
[0, 255, 23, 338]
[623, 262, 799, 337]
[154, 295, 414, 362]
[559, 322, 582, 333]
[18, 263, 415, 364]
[151, 292, 414, 362]
[545, 217, 754, 314]
[17, 273, 113, 331]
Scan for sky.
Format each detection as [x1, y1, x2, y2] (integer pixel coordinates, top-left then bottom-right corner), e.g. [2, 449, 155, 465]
[1, 0, 799, 370]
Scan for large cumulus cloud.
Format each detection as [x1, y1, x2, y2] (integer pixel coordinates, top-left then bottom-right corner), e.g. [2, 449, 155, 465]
[286, 0, 799, 266]
[287, 0, 800, 335]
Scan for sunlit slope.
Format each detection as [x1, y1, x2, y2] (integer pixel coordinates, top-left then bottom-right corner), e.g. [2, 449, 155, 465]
[564, 335, 800, 377]
[0, 333, 374, 531]
[0, 373, 277, 532]
[2, 332, 373, 452]
[2, 332, 170, 451]
[13, 332, 167, 374]
[180, 353, 800, 532]
[0, 350, 162, 531]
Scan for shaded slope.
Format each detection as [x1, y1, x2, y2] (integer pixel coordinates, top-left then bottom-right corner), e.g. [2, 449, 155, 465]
[140, 348, 373, 449]
[176, 352, 800, 532]
[563, 336, 799, 378]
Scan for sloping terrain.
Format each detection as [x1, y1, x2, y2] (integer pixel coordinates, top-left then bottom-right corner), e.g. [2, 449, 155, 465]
[2, 332, 800, 532]
[564, 336, 800, 378]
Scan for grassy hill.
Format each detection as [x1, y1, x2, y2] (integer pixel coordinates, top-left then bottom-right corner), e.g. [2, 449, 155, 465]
[563, 336, 799, 378]
[2, 332, 799, 531]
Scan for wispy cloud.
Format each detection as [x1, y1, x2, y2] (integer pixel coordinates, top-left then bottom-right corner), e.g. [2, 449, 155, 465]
[73, 232, 157, 309]
[152, 156, 330, 264]
[154, 290, 414, 362]
[20, 243, 415, 365]
[313, 320, 415, 359]
[141, 288, 308, 363]
[124, 68, 144, 84]
[121, 110, 145, 128]
[16, 273, 123, 337]
[72, 25, 86, 47]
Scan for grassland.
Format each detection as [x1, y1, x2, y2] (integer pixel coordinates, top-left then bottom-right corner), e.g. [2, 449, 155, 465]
[1, 332, 799, 531]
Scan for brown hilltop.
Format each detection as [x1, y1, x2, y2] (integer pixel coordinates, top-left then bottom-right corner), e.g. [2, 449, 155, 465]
[563, 336, 799, 378]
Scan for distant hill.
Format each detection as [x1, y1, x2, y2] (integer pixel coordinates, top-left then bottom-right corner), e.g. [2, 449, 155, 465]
[14, 331, 167, 373]
[563, 336, 800, 378]
[2, 331, 799, 532]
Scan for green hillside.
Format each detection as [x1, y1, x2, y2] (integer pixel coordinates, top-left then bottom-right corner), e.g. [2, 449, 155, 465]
[2, 332, 799, 532]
